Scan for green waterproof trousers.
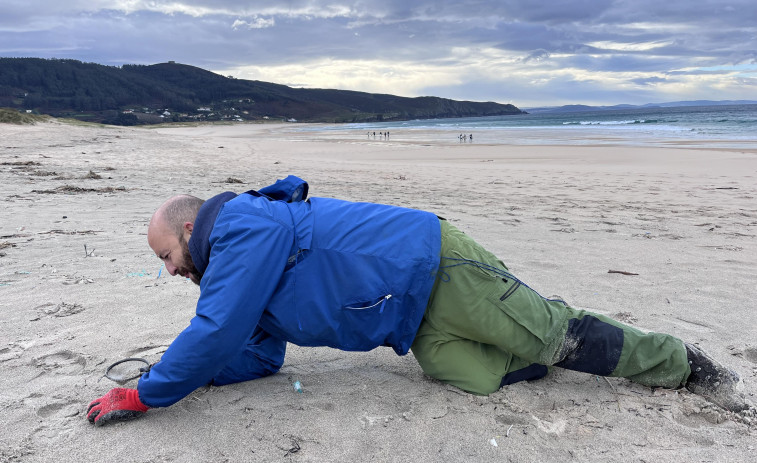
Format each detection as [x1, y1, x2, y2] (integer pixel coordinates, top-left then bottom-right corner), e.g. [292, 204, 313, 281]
[411, 220, 691, 395]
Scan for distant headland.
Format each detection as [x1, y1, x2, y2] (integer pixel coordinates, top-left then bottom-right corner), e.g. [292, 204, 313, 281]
[0, 58, 524, 125]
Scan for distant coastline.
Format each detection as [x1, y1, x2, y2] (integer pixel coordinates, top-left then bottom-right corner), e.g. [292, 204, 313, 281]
[525, 100, 757, 113]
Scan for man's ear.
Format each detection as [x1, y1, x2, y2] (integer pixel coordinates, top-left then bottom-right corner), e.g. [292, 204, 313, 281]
[183, 222, 194, 235]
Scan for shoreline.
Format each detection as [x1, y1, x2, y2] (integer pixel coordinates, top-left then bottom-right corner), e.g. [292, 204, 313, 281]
[152, 120, 757, 151]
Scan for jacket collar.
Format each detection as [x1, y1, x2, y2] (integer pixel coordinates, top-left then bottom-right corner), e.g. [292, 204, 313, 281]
[188, 191, 237, 277]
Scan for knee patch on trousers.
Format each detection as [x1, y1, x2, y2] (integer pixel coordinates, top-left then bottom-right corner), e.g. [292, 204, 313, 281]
[554, 315, 623, 376]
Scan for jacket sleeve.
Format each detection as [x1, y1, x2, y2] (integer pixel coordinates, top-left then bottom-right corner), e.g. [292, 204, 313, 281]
[211, 325, 286, 386]
[138, 211, 292, 407]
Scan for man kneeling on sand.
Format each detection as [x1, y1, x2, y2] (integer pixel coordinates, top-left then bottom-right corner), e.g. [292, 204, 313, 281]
[86, 176, 751, 426]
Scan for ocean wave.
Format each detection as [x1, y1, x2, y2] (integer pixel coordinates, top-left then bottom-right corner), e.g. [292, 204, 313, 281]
[562, 119, 658, 126]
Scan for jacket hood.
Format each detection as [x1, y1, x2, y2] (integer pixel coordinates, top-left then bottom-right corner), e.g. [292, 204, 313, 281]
[188, 191, 237, 277]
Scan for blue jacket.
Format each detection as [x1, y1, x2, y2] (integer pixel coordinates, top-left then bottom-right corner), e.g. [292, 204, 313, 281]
[138, 176, 441, 407]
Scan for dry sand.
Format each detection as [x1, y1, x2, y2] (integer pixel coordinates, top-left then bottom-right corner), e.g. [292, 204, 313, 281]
[1, 120, 756, 462]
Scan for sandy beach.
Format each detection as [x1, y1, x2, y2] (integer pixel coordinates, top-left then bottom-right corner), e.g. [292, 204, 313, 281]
[1, 120, 755, 462]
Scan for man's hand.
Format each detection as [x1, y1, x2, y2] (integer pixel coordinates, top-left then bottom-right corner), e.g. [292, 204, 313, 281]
[87, 388, 149, 426]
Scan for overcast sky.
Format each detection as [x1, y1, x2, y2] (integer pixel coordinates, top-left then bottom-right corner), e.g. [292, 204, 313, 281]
[2, 1, 756, 107]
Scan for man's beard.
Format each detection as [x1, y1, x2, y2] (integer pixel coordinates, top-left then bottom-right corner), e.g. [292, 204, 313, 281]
[178, 235, 202, 286]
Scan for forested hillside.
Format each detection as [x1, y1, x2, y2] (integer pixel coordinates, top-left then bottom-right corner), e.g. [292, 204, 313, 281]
[0, 58, 524, 125]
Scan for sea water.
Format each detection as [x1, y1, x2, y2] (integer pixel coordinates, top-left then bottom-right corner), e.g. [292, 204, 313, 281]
[293, 104, 757, 149]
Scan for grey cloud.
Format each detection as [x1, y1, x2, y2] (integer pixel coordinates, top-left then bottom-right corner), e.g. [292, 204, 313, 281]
[632, 76, 668, 85]
[521, 49, 550, 63]
[1, 0, 755, 105]
[5, 1, 755, 61]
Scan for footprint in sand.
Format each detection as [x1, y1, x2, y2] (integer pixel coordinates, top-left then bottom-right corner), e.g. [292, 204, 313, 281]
[31, 423, 76, 446]
[723, 345, 757, 365]
[36, 400, 80, 419]
[742, 347, 757, 364]
[0, 343, 27, 363]
[673, 399, 728, 427]
[32, 302, 85, 320]
[31, 350, 86, 375]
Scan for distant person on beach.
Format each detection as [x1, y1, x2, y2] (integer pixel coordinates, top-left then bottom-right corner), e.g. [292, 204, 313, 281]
[87, 175, 751, 426]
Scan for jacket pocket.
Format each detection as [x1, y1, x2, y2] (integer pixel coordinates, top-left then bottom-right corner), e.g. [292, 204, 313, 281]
[499, 280, 521, 301]
[339, 294, 395, 349]
[344, 294, 392, 313]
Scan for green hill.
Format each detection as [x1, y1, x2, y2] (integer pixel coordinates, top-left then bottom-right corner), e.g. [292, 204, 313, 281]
[0, 107, 49, 124]
[0, 58, 524, 125]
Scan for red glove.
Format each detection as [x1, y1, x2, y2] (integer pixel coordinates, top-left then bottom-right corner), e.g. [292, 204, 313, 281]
[87, 388, 149, 426]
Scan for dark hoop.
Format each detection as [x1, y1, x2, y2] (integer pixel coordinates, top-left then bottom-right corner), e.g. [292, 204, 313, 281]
[104, 357, 151, 383]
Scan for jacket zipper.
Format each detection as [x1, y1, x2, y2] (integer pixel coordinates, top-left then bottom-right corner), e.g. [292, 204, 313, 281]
[345, 294, 392, 313]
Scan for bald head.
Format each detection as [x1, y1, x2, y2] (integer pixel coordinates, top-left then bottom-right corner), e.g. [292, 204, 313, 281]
[148, 195, 205, 285]
[150, 195, 205, 238]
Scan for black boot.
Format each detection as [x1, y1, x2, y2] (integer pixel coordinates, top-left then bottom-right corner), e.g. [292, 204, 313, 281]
[684, 343, 748, 412]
